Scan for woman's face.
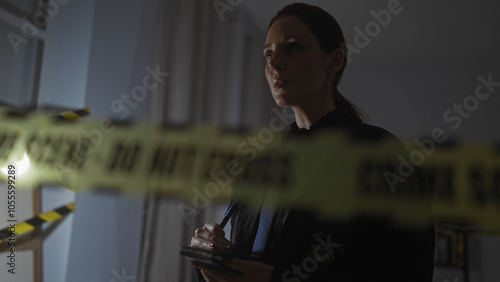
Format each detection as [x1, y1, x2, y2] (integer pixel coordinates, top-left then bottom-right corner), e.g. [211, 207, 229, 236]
[264, 15, 336, 108]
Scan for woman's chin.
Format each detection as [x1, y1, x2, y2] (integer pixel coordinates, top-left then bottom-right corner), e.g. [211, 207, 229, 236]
[275, 98, 287, 107]
[275, 96, 294, 107]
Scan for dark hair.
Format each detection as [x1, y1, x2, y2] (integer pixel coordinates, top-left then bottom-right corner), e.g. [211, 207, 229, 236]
[268, 3, 364, 123]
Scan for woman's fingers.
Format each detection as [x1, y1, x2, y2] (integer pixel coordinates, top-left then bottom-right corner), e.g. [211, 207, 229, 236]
[194, 262, 232, 282]
[194, 258, 273, 282]
[190, 235, 214, 250]
[191, 223, 236, 250]
[199, 267, 222, 282]
[204, 222, 224, 235]
[205, 223, 236, 249]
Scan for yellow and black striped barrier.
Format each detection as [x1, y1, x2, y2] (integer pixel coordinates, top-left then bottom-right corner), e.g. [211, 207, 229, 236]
[0, 202, 74, 244]
[0, 108, 84, 243]
[0, 106, 498, 229]
[54, 106, 90, 121]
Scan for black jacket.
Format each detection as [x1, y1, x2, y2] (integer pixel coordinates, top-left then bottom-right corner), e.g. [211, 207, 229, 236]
[198, 110, 435, 281]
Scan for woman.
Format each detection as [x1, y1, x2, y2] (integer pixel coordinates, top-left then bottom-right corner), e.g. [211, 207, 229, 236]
[190, 3, 434, 281]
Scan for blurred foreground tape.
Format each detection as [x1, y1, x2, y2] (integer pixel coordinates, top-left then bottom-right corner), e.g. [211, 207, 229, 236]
[0, 108, 498, 229]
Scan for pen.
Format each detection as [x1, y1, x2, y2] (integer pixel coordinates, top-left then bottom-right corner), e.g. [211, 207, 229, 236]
[220, 200, 236, 228]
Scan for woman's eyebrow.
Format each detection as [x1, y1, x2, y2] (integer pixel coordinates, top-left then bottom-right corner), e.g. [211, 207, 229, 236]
[263, 36, 303, 50]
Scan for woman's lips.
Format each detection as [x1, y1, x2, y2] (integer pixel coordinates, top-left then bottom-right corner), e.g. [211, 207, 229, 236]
[273, 79, 290, 89]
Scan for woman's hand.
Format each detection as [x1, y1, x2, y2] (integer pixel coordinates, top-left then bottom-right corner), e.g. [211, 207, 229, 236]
[191, 223, 273, 281]
[190, 222, 235, 250]
[194, 258, 274, 282]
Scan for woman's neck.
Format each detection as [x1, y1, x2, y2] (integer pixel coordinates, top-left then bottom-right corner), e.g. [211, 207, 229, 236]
[292, 98, 336, 129]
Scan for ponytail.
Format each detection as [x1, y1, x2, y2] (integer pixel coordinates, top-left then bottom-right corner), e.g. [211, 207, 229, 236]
[333, 89, 364, 123]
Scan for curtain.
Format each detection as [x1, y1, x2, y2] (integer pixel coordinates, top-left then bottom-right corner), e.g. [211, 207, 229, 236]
[137, 1, 272, 281]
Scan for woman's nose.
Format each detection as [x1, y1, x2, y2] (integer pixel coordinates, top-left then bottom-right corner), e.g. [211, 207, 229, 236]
[268, 52, 285, 73]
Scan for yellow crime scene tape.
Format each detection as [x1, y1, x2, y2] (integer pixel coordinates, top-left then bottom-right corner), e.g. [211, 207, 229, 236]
[0, 202, 75, 244]
[0, 107, 87, 243]
[0, 107, 498, 230]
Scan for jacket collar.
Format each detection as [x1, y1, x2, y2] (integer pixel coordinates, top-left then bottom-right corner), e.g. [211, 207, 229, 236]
[287, 109, 361, 137]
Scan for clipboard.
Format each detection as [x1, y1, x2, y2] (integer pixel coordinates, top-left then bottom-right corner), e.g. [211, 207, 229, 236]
[180, 247, 244, 275]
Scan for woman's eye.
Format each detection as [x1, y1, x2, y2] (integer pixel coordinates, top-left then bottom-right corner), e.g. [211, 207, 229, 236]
[286, 43, 300, 53]
[264, 51, 273, 59]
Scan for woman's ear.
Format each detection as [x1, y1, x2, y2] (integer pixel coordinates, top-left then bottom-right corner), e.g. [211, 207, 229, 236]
[327, 48, 344, 73]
